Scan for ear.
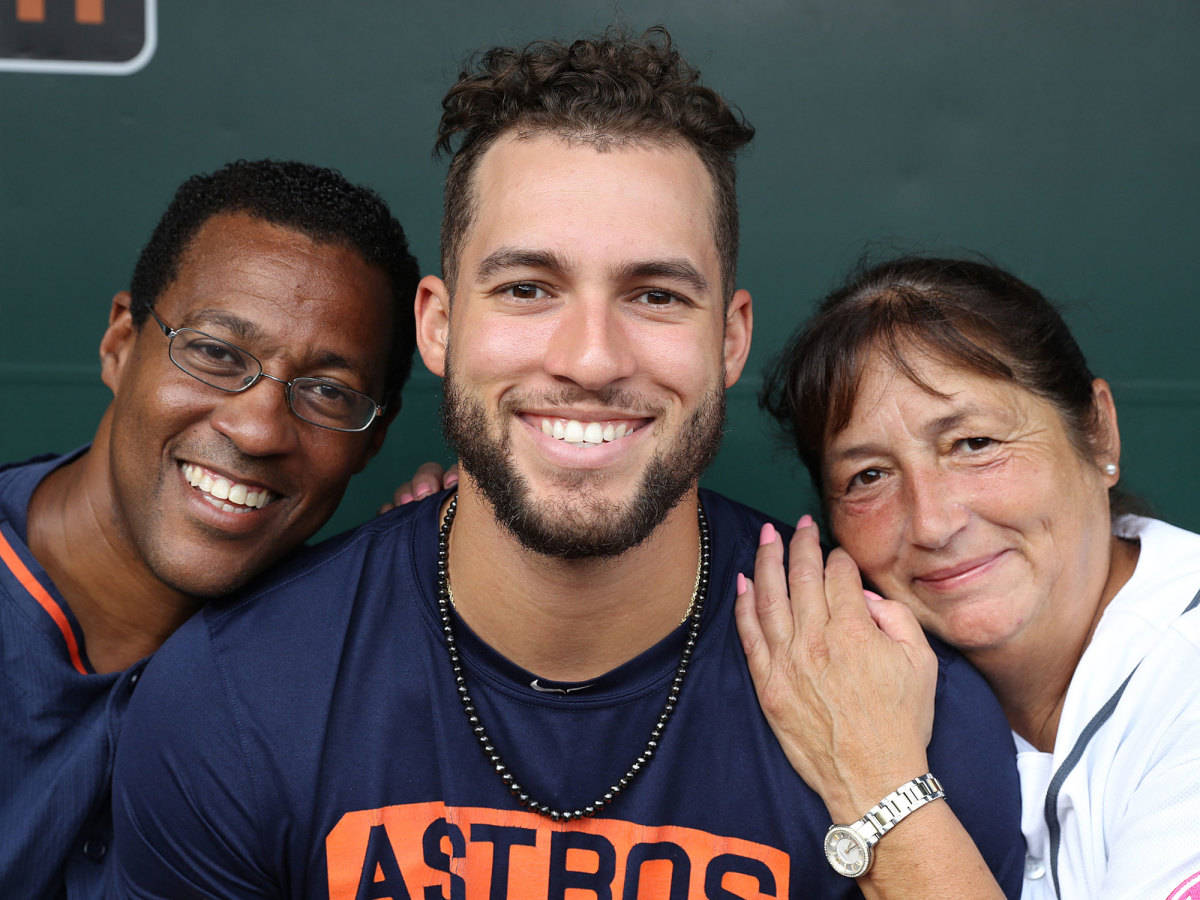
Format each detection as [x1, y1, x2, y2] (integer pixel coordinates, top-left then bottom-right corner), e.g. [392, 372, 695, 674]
[721, 288, 753, 389]
[1090, 378, 1122, 485]
[99, 292, 138, 394]
[415, 274, 451, 378]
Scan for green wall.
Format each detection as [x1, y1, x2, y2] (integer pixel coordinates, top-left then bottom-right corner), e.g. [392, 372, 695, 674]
[2, 1, 1197, 538]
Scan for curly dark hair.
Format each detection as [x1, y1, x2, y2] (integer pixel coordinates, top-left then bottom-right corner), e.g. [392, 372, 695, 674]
[434, 26, 755, 297]
[761, 255, 1143, 516]
[129, 159, 420, 407]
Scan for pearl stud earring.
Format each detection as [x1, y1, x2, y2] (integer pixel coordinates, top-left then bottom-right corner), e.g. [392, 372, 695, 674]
[1104, 463, 1118, 476]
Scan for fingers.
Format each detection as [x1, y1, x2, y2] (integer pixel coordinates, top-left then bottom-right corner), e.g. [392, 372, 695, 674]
[863, 589, 930, 650]
[734, 571, 771, 678]
[409, 461, 450, 500]
[823, 548, 874, 626]
[750, 523, 797, 646]
[788, 515, 831, 632]
[384, 461, 453, 515]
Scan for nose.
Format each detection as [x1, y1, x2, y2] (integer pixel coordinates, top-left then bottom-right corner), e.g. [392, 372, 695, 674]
[542, 297, 636, 391]
[209, 376, 300, 457]
[905, 467, 969, 550]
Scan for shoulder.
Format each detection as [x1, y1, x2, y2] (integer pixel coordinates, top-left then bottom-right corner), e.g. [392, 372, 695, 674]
[0, 447, 85, 520]
[130, 492, 446, 745]
[699, 489, 789, 564]
[205, 489, 444, 627]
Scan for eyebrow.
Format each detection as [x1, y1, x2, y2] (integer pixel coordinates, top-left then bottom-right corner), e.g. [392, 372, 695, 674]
[828, 411, 977, 465]
[474, 247, 710, 294]
[184, 309, 360, 376]
[475, 248, 566, 282]
[613, 259, 709, 294]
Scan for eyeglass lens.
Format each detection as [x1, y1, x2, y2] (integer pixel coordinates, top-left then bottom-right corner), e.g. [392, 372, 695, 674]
[168, 330, 377, 430]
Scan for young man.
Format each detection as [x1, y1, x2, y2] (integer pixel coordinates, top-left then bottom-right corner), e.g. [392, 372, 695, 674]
[0, 159, 418, 899]
[111, 32, 1024, 898]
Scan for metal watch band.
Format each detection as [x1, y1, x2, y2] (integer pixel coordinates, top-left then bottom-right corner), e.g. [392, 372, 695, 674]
[824, 773, 945, 878]
[857, 772, 945, 841]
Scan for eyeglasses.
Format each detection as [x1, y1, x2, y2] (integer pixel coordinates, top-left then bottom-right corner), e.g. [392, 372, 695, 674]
[148, 309, 386, 432]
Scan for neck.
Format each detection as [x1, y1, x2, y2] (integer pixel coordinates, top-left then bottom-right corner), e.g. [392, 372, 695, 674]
[444, 477, 703, 681]
[26, 418, 199, 674]
[965, 533, 1140, 751]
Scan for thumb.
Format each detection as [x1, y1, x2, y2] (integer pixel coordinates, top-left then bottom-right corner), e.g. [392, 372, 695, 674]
[863, 590, 926, 646]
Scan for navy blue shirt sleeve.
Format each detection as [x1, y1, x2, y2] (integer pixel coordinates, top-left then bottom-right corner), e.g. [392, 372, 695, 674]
[109, 612, 277, 898]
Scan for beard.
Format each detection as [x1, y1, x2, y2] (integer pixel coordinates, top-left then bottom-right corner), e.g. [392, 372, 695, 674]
[440, 367, 725, 559]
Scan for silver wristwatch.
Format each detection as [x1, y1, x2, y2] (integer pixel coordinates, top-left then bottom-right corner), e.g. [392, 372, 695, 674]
[823, 773, 945, 878]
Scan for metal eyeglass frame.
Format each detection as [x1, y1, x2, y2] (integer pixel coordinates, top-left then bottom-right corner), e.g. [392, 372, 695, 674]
[146, 307, 386, 432]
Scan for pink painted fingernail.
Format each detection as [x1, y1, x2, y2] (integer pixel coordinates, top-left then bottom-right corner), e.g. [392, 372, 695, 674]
[863, 590, 885, 603]
[759, 523, 777, 546]
[736, 572, 748, 596]
[399, 492, 413, 504]
[797, 514, 814, 529]
[445, 472, 459, 487]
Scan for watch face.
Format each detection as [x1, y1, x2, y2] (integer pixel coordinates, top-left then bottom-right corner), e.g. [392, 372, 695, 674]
[825, 826, 871, 878]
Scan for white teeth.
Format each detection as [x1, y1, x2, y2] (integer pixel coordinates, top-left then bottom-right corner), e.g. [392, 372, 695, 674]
[180, 463, 273, 511]
[540, 418, 636, 446]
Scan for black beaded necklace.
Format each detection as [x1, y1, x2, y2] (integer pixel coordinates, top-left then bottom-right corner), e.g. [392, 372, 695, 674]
[436, 494, 711, 821]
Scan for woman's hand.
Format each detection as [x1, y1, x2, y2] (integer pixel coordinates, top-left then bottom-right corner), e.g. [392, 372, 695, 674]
[734, 516, 938, 822]
[378, 462, 458, 514]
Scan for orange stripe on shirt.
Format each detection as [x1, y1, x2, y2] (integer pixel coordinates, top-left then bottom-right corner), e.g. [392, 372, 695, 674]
[0, 529, 87, 675]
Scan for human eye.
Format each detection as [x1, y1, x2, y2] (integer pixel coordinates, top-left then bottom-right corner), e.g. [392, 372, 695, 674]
[176, 333, 248, 374]
[498, 282, 550, 302]
[631, 289, 686, 309]
[953, 436, 997, 453]
[847, 467, 887, 491]
[296, 379, 355, 411]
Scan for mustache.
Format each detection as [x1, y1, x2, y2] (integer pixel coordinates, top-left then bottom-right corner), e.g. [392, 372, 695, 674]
[172, 437, 289, 492]
[499, 386, 666, 418]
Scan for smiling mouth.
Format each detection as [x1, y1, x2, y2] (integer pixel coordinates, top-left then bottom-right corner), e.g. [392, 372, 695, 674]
[532, 415, 646, 447]
[180, 463, 275, 513]
[915, 552, 1007, 586]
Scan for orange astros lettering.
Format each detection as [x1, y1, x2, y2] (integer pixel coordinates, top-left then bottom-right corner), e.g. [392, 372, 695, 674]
[326, 803, 789, 899]
[15, 0, 104, 24]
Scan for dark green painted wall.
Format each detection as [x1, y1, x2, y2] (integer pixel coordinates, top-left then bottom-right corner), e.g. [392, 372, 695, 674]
[2, 1, 1197, 538]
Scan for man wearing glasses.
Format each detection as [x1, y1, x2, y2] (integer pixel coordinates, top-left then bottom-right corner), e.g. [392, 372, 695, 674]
[0, 159, 418, 899]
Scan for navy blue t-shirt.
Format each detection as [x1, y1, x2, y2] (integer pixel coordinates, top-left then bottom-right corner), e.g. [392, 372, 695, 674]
[0, 449, 145, 900]
[111, 490, 1023, 898]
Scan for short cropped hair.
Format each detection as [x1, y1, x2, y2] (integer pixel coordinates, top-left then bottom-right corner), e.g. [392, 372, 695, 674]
[434, 27, 755, 298]
[129, 159, 420, 407]
[761, 256, 1129, 509]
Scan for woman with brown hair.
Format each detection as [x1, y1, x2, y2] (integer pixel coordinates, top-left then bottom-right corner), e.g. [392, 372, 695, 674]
[740, 257, 1200, 899]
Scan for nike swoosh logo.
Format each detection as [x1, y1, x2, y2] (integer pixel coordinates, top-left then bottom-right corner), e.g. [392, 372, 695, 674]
[529, 678, 595, 694]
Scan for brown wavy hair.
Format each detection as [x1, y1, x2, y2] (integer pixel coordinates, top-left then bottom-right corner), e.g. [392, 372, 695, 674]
[761, 256, 1144, 517]
[434, 26, 755, 298]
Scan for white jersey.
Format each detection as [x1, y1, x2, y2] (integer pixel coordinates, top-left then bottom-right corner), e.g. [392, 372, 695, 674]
[1018, 517, 1200, 900]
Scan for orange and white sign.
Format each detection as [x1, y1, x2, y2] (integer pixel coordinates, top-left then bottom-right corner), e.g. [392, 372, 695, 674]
[1, 0, 156, 75]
